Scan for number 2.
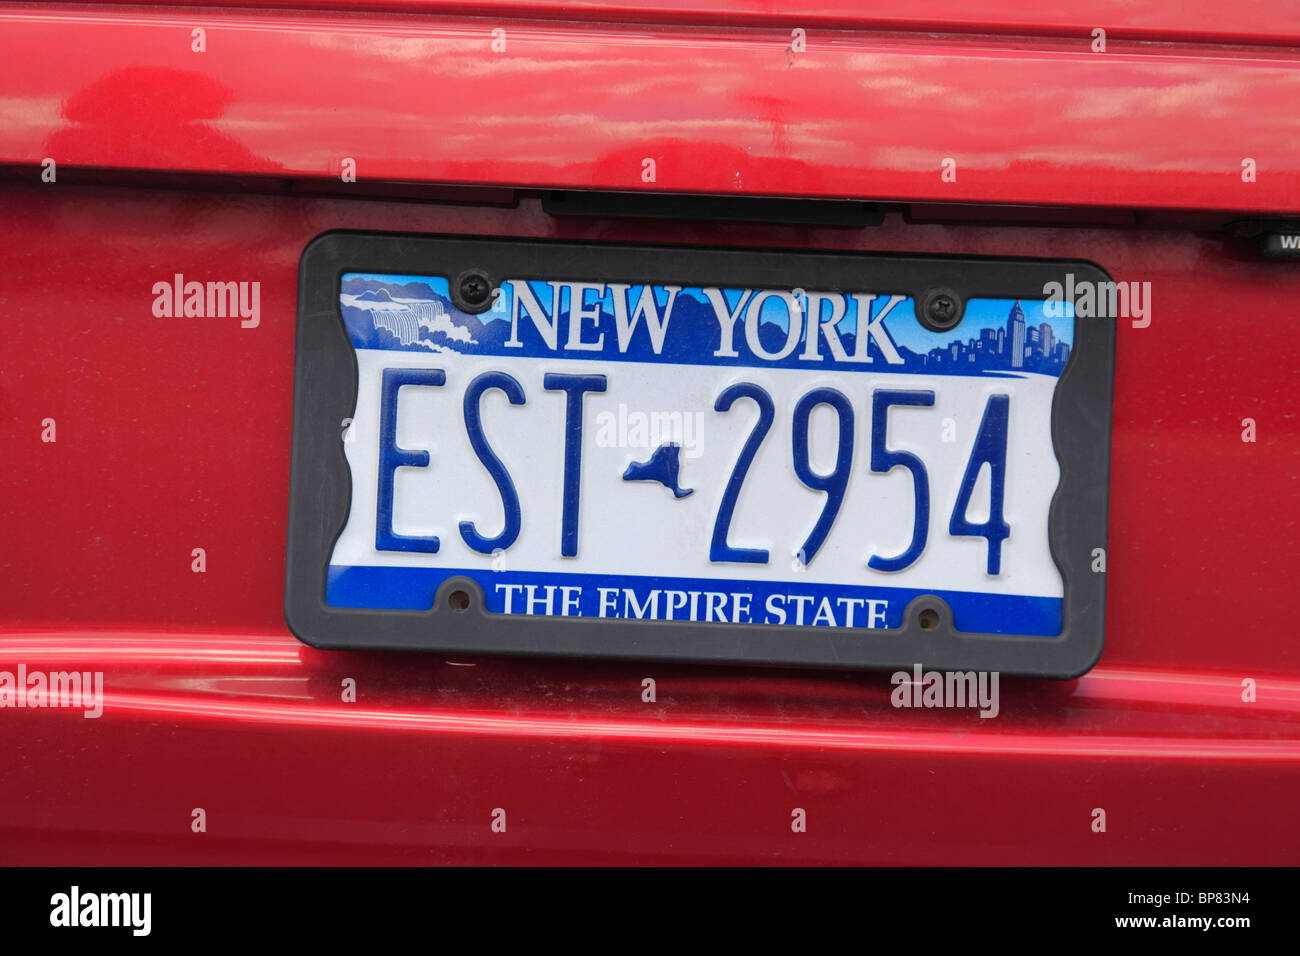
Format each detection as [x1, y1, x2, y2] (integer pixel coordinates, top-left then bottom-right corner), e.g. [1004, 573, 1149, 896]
[710, 383, 774, 564]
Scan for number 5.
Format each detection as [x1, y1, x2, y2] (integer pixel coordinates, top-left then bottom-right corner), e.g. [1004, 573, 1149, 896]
[868, 389, 934, 572]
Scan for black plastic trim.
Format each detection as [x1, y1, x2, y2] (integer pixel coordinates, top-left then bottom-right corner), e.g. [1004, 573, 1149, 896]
[284, 231, 1115, 678]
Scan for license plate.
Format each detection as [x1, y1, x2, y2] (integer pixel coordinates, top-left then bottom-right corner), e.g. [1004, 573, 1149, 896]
[285, 233, 1114, 677]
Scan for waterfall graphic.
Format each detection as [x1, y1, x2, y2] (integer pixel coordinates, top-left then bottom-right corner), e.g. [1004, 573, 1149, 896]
[371, 299, 450, 347]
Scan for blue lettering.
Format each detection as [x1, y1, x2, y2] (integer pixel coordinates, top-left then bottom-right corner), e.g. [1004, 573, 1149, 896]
[459, 371, 525, 554]
[376, 367, 445, 553]
[543, 372, 607, 557]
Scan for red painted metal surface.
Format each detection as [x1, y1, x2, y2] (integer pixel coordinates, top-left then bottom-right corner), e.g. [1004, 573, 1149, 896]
[1, 1, 1298, 865]
[2, 184, 1298, 864]
[1, 4, 1299, 212]
[54, 0, 1300, 46]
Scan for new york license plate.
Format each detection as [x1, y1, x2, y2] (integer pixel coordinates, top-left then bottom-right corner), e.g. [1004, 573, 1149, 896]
[285, 234, 1114, 677]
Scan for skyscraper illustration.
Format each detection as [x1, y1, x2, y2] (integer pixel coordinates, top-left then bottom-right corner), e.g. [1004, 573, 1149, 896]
[1006, 300, 1027, 369]
[918, 297, 1071, 375]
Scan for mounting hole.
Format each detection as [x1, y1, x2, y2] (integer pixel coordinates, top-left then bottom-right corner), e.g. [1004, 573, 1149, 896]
[448, 589, 471, 611]
[918, 608, 940, 631]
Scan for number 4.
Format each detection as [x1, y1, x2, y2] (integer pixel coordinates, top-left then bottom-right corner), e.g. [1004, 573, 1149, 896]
[949, 394, 1011, 575]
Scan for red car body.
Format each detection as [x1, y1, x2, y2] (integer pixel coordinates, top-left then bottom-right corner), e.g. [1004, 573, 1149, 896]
[1, 1, 1297, 865]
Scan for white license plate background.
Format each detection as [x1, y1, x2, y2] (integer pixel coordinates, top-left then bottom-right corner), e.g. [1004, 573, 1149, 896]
[326, 275, 1074, 636]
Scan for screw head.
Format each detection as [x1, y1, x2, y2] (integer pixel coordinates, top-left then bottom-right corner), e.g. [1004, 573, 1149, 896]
[921, 290, 962, 330]
[458, 272, 490, 307]
[927, 295, 956, 322]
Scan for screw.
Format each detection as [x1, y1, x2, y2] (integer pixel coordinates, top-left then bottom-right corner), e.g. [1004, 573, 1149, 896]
[926, 294, 957, 324]
[459, 273, 490, 307]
